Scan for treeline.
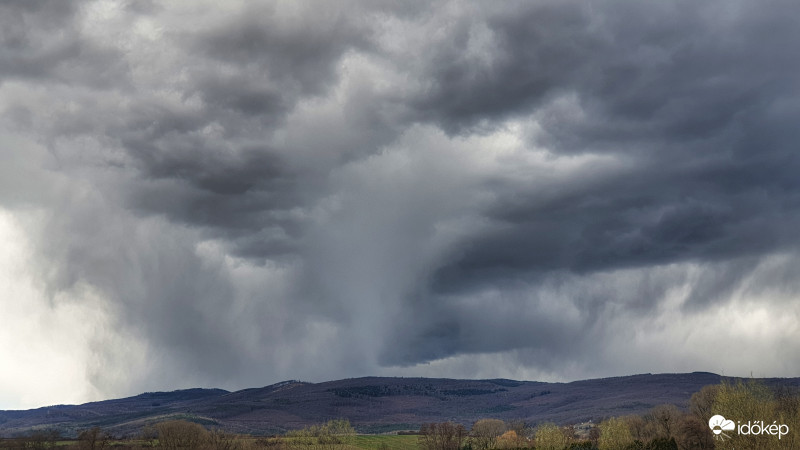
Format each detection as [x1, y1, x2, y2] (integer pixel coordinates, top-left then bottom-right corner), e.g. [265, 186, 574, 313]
[418, 418, 593, 450]
[417, 380, 800, 450]
[0, 419, 355, 450]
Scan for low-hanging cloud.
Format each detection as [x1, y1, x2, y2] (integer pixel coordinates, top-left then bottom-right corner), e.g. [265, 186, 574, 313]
[1, 0, 799, 409]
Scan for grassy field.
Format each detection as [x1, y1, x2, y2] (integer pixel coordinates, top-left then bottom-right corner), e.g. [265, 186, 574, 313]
[1, 434, 422, 449]
[352, 434, 420, 449]
[259, 434, 421, 449]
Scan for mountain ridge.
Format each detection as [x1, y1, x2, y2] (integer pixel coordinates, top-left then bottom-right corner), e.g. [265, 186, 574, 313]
[2, 372, 798, 438]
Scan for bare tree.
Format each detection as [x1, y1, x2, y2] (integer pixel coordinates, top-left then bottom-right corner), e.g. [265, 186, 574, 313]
[206, 428, 242, 450]
[139, 424, 159, 448]
[77, 427, 109, 450]
[470, 418, 506, 450]
[690, 384, 719, 422]
[506, 420, 530, 440]
[10, 430, 59, 449]
[646, 404, 682, 440]
[155, 420, 208, 450]
[676, 414, 715, 450]
[418, 422, 466, 450]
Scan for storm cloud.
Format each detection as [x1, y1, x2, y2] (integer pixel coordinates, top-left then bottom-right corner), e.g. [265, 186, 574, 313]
[1, 0, 799, 409]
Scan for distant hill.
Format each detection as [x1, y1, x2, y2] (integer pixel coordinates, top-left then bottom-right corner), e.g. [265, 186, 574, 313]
[2, 372, 799, 438]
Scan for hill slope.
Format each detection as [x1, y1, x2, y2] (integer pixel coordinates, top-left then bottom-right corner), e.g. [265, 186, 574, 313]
[2, 372, 798, 437]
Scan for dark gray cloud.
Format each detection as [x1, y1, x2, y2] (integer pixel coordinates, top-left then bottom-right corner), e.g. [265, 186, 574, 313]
[1, 0, 799, 407]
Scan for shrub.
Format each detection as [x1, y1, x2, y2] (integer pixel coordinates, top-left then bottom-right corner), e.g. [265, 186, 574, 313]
[156, 420, 208, 450]
[495, 430, 527, 449]
[534, 423, 568, 450]
[598, 417, 634, 450]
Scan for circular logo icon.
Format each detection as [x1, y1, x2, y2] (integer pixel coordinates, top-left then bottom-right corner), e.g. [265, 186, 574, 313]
[709, 415, 735, 439]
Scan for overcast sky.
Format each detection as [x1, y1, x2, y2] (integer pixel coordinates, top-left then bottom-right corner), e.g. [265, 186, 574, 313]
[2, 0, 800, 410]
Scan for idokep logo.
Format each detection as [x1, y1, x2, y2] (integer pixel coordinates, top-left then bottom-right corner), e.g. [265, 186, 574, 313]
[708, 414, 790, 441]
[708, 415, 735, 440]
[708, 414, 736, 439]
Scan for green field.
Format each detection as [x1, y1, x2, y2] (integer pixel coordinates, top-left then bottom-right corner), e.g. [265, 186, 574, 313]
[353, 434, 420, 449]
[269, 434, 421, 449]
[239, 434, 421, 449]
[3, 434, 422, 449]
